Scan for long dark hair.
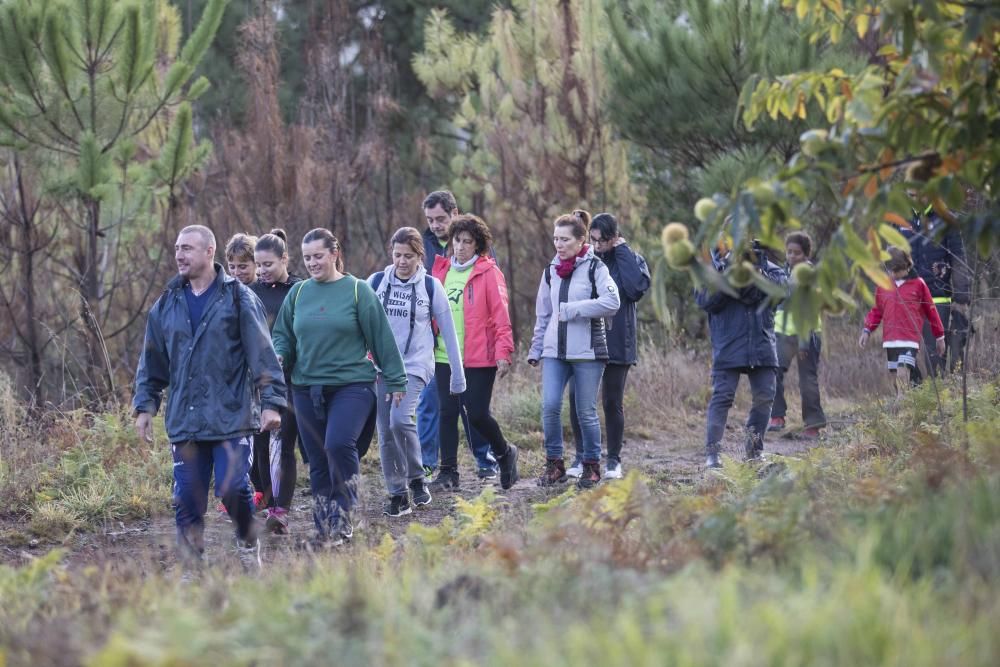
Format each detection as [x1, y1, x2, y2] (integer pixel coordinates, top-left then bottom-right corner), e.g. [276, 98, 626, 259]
[256, 228, 288, 258]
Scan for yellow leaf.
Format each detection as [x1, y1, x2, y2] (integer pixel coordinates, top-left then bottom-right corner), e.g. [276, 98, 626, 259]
[856, 13, 870, 38]
[796, 0, 809, 20]
[796, 93, 807, 119]
[861, 263, 892, 290]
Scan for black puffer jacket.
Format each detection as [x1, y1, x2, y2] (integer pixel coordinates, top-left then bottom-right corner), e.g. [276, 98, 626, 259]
[597, 243, 650, 365]
[901, 210, 970, 304]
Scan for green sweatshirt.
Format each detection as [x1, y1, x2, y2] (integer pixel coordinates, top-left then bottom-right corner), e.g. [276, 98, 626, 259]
[271, 276, 407, 393]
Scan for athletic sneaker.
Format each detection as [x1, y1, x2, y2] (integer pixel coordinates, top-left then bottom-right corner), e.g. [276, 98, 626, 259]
[566, 460, 584, 478]
[477, 465, 498, 480]
[409, 478, 432, 506]
[265, 507, 289, 535]
[538, 458, 567, 486]
[216, 502, 229, 520]
[333, 515, 353, 545]
[768, 417, 785, 431]
[801, 427, 822, 439]
[604, 459, 623, 480]
[577, 461, 601, 489]
[253, 491, 266, 511]
[705, 452, 722, 469]
[383, 494, 412, 517]
[497, 444, 519, 490]
[235, 536, 262, 570]
[428, 468, 460, 492]
[423, 465, 435, 481]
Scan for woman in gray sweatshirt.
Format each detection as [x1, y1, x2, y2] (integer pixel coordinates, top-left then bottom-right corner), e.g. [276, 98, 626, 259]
[528, 210, 621, 489]
[368, 227, 466, 516]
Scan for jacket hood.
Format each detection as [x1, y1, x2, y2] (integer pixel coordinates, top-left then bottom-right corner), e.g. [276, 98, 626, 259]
[379, 264, 428, 287]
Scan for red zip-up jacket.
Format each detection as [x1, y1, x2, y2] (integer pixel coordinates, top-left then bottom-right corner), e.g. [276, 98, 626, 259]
[433, 254, 514, 367]
[863, 273, 945, 347]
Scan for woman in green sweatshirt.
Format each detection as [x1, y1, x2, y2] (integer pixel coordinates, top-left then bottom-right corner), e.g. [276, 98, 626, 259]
[272, 228, 406, 547]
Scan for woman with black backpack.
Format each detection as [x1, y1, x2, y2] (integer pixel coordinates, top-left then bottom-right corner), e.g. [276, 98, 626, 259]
[367, 227, 466, 517]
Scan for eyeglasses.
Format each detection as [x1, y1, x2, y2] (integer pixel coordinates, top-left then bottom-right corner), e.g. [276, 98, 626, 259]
[590, 235, 607, 244]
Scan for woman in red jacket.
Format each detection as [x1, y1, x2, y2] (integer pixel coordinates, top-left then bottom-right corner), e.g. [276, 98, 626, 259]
[427, 214, 520, 492]
[860, 246, 945, 392]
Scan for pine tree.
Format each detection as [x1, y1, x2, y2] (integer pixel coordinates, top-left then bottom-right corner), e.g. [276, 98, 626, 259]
[0, 0, 225, 401]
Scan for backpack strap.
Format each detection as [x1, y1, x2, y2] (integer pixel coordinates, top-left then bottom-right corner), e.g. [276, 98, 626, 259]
[588, 258, 598, 299]
[545, 265, 551, 286]
[424, 275, 439, 349]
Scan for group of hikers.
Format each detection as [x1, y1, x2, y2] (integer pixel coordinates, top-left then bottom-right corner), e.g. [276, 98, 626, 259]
[131, 190, 969, 562]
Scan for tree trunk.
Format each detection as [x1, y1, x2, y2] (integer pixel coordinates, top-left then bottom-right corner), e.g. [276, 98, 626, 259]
[80, 197, 113, 401]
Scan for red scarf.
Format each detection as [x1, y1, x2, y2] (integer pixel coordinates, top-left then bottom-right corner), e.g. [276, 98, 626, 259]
[555, 245, 590, 280]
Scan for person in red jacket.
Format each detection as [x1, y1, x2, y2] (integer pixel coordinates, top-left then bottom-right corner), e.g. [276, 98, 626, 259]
[859, 246, 945, 391]
[427, 214, 520, 492]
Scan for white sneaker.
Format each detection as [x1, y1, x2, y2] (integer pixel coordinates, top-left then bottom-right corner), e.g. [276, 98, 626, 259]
[566, 461, 583, 478]
[605, 460, 623, 479]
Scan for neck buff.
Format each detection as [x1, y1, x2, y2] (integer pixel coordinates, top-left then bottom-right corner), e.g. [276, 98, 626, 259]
[555, 244, 590, 280]
[451, 254, 479, 272]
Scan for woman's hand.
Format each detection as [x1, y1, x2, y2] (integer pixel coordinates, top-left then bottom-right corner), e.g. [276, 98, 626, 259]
[388, 392, 405, 407]
[858, 331, 869, 348]
[527, 357, 539, 368]
[497, 358, 511, 378]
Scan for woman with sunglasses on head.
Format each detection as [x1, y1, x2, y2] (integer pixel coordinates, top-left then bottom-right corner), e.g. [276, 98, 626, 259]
[566, 213, 650, 480]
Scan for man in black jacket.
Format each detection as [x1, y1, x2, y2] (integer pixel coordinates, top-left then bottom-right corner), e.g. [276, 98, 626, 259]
[902, 205, 971, 375]
[134, 225, 286, 565]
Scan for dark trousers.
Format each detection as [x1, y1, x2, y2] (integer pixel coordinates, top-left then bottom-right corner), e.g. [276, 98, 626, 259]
[705, 367, 777, 455]
[251, 396, 298, 510]
[171, 437, 255, 543]
[435, 364, 509, 471]
[773, 333, 826, 428]
[293, 384, 375, 533]
[922, 303, 969, 376]
[568, 363, 631, 463]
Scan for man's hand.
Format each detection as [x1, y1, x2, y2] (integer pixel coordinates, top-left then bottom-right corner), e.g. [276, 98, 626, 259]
[497, 358, 512, 378]
[260, 409, 281, 432]
[936, 337, 947, 356]
[135, 412, 153, 443]
[859, 331, 870, 348]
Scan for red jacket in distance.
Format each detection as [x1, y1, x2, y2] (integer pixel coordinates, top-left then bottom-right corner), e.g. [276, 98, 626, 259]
[863, 274, 945, 347]
[432, 254, 515, 367]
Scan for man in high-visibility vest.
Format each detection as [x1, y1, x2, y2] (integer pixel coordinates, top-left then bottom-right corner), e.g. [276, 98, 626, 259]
[901, 205, 971, 375]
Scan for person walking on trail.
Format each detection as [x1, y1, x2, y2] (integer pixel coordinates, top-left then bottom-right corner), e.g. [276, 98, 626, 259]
[565, 212, 649, 481]
[427, 214, 520, 492]
[226, 233, 259, 286]
[249, 229, 304, 535]
[133, 225, 286, 567]
[368, 227, 466, 517]
[860, 246, 946, 393]
[769, 232, 826, 439]
[901, 204, 971, 376]
[697, 237, 787, 469]
[271, 228, 407, 548]
[419, 190, 499, 480]
[528, 210, 621, 489]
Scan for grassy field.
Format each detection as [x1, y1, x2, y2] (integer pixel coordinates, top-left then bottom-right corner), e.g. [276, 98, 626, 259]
[0, 320, 998, 666]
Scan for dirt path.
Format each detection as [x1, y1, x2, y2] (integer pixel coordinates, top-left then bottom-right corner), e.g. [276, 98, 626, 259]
[0, 423, 827, 574]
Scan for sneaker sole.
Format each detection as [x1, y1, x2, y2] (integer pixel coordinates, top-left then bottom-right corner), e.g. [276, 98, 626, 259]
[412, 494, 432, 507]
[604, 472, 623, 480]
[383, 507, 413, 517]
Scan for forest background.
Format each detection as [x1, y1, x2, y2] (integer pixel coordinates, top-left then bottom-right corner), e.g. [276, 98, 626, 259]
[0, 0, 997, 409]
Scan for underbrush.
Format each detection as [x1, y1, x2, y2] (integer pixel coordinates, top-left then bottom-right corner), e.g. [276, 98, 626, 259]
[1, 378, 997, 665]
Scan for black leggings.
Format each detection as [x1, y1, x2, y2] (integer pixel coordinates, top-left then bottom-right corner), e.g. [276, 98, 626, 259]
[251, 397, 299, 509]
[435, 364, 509, 471]
[569, 363, 631, 462]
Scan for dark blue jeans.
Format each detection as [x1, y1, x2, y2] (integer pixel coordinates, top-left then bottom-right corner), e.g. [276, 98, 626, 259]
[293, 383, 375, 534]
[705, 367, 777, 455]
[418, 375, 496, 470]
[171, 437, 255, 542]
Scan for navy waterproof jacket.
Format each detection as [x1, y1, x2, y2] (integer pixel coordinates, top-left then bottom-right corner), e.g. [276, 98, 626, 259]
[133, 264, 287, 443]
[597, 243, 650, 365]
[901, 210, 970, 304]
[695, 258, 787, 370]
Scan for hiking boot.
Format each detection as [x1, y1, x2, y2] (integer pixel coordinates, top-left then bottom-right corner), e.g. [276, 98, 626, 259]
[332, 515, 353, 545]
[800, 427, 822, 440]
[566, 459, 584, 478]
[477, 465, 498, 480]
[745, 430, 764, 461]
[538, 458, 567, 486]
[383, 494, 412, 518]
[409, 478, 432, 506]
[577, 460, 601, 489]
[705, 452, 723, 469]
[265, 507, 289, 535]
[497, 444, 519, 490]
[428, 468, 460, 492]
[604, 459, 623, 480]
[235, 536, 262, 570]
[768, 417, 785, 432]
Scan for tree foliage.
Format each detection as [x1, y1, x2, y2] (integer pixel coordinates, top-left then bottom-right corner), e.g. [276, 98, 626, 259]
[668, 0, 1000, 337]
